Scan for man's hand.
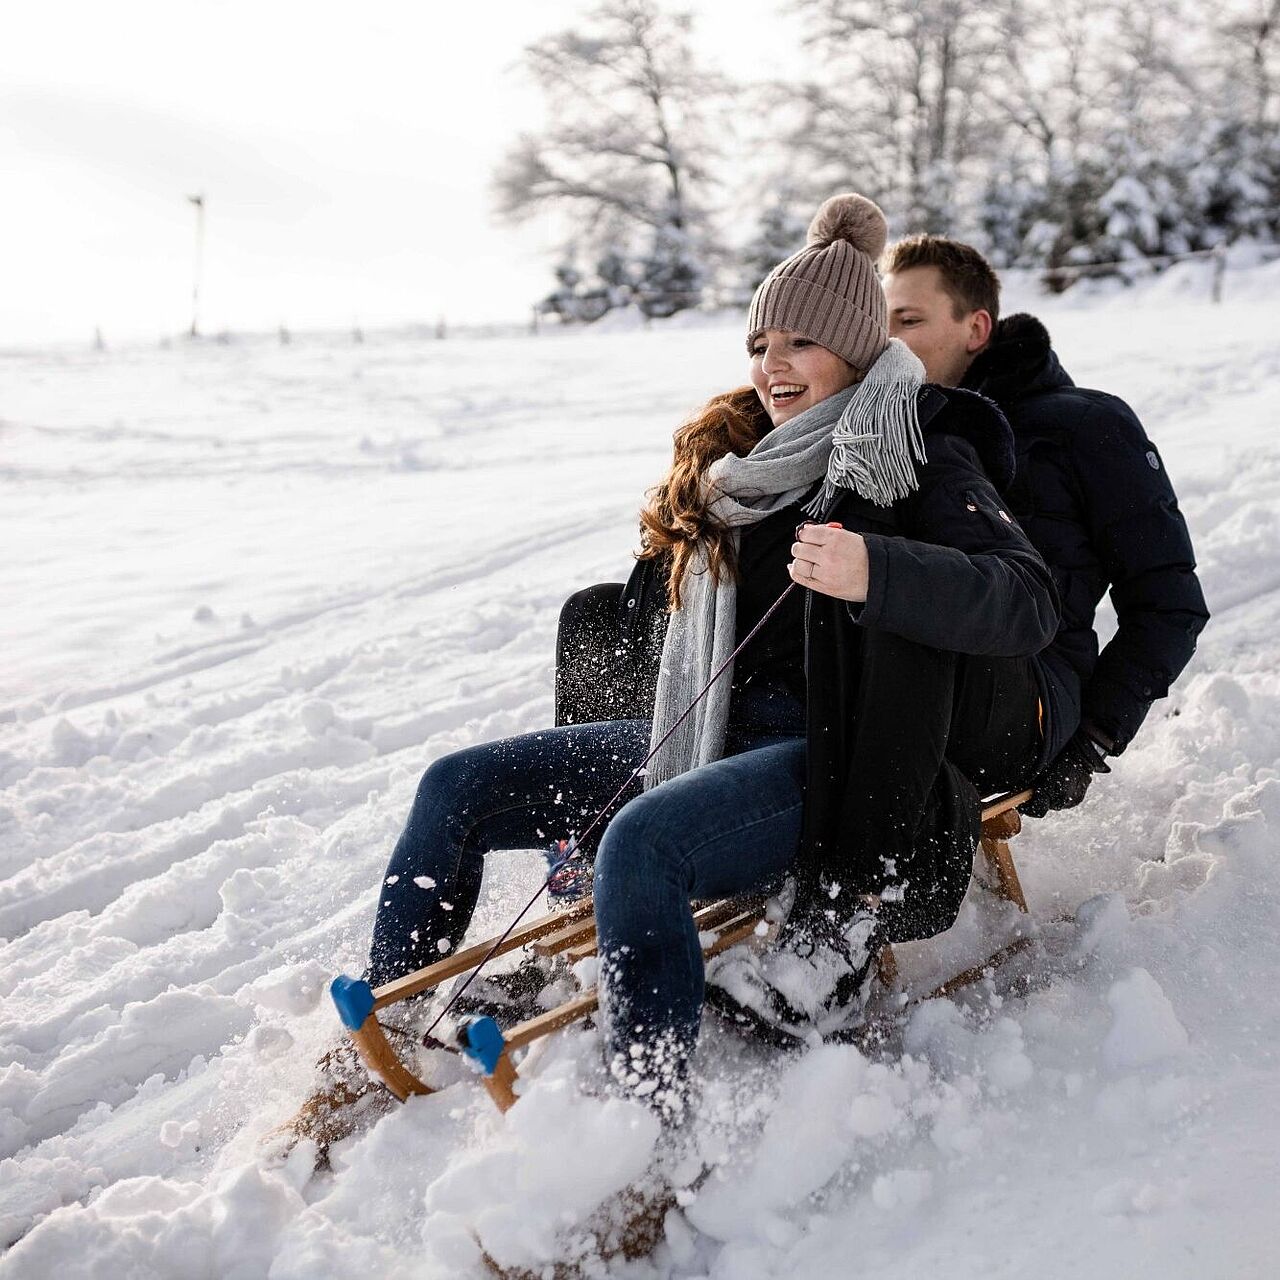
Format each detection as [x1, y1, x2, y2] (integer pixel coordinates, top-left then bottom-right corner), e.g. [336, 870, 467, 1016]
[790, 521, 870, 602]
[1022, 729, 1112, 818]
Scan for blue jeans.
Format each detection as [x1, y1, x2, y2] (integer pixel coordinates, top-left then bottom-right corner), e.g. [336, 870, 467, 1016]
[367, 718, 806, 1080]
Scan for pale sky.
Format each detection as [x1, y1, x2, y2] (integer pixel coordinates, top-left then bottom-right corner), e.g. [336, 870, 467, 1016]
[1, 0, 787, 346]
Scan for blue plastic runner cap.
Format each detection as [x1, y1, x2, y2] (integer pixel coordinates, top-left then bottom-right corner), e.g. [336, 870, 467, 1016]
[330, 975, 376, 1030]
[458, 1015, 506, 1076]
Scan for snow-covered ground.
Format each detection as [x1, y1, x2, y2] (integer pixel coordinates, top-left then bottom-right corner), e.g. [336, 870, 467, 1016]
[2, 255, 1278, 1277]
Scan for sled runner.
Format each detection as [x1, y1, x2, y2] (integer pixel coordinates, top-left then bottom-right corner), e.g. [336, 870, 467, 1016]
[328, 787, 1035, 1112]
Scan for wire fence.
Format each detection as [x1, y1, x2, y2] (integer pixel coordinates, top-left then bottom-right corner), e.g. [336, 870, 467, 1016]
[79, 242, 1256, 351]
[1025, 244, 1229, 302]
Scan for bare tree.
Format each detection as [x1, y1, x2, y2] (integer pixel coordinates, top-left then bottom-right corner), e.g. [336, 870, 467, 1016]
[789, 0, 1003, 233]
[988, 0, 1111, 176]
[494, 0, 726, 316]
[1215, 0, 1280, 125]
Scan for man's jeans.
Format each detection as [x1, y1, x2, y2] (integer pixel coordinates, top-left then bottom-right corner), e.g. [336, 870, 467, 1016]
[367, 719, 806, 1070]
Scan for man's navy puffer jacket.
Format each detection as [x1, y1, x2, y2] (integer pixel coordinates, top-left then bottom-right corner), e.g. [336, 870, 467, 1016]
[963, 314, 1209, 758]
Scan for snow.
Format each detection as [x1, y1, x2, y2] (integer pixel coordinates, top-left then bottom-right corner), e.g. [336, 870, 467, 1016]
[1101, 969, 1189, 1070]
[2, 262, 1279, 1276]
[420, 1059, 661, 1273]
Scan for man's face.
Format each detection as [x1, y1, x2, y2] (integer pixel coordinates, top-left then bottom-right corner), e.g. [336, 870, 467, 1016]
[884, 265, 991, 387]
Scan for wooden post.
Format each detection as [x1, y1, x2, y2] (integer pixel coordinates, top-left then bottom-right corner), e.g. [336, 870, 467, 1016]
[1211, 244, 1226, 304]
[458, 1014, 528, 1112]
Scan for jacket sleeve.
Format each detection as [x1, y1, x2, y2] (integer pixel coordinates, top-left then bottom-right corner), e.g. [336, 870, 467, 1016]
[854, 435, 1060, 658]
[1069, 398, 1209, 752]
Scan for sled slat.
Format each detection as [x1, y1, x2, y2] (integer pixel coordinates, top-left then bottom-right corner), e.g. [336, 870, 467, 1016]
[701, 910, 766, 958]
[693, 898, 763, 934]
[925, 935, 1036, 1000]
[558, 898, 763, 964]
[371, 897, 594, 1010]
[980, 789, 1032, 823]
[530, 914, 598, 957]
[504, 990, 601, 1051]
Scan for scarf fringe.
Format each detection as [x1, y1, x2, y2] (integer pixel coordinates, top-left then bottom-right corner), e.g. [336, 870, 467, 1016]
[804, 339, 926, 517]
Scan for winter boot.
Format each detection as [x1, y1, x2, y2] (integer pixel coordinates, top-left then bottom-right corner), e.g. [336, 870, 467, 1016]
[706, 901, 885, 1047]
[544, 837, 593, 907]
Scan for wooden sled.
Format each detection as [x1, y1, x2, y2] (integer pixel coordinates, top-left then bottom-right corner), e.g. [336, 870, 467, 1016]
[330, 789, 1036, 1112]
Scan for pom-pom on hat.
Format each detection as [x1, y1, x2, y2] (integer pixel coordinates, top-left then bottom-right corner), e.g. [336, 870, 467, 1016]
[747, 193, 890, 371]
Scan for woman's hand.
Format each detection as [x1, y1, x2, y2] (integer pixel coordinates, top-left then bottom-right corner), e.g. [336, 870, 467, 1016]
[789, 522, 870, 602]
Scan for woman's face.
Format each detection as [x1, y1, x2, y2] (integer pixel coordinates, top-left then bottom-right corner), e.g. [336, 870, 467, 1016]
[749, 330, 860, 427]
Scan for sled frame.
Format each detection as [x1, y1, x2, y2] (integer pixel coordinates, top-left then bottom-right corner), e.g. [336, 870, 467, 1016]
[332, 789, 1035, 1110]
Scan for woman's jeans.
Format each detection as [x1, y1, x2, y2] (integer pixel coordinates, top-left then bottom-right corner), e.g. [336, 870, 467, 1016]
[367, 719, 806, 1084]
[366, 650, 1042, 1101]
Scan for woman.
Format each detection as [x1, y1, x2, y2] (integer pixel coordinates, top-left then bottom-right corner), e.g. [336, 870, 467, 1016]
[367, 194, 1058, 1118]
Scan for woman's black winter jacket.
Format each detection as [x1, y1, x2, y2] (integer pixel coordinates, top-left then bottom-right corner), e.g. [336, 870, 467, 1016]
[556, 386, 1059, 940]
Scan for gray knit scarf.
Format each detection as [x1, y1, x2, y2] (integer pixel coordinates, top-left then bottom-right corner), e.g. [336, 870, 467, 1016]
[644, 338, 926, 789]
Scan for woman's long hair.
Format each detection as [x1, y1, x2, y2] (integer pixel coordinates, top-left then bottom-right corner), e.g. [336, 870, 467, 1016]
[637, 386, 773, 610]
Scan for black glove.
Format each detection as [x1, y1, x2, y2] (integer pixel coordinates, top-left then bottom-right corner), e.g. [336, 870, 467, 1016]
[1022, 729, 1111, 818]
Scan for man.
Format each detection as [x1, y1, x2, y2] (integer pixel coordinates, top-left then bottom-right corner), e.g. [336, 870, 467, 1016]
[882, 237, 1209, 816]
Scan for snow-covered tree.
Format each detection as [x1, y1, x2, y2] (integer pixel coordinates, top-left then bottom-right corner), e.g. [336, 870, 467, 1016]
[634, 219, 704, 317]
[790, 0, 1002, 234]
[1214, 0, 1280, 128]
[509, 0, 1280, 311]
[977, 0, 1245, 267]
[536, 242, 640, 323]
[1199, 1, 1280, 241]
[494, 0, 725, 319]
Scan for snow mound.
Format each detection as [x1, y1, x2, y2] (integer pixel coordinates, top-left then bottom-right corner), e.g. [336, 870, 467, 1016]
[1102, 969, 1189, 1070]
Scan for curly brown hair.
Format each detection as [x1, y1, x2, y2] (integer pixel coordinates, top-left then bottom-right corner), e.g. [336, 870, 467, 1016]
[637, 386, 773, 610]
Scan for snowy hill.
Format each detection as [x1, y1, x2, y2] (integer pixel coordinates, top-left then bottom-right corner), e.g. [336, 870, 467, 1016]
[2, 257, 1278, 1277]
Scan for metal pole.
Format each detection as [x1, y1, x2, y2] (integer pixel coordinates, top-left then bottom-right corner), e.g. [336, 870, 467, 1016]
[187, 193, 205, 337]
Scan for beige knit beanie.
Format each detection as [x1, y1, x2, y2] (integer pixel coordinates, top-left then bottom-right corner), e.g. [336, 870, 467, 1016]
[746, 193, 890, 371]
